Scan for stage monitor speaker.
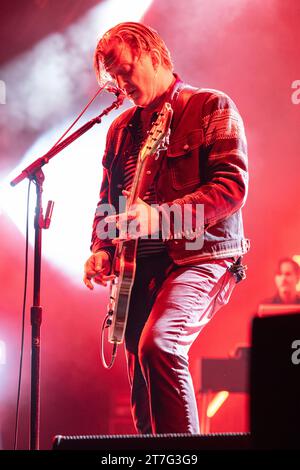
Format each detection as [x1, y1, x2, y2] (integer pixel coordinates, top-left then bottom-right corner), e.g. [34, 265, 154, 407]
[53, 432, 251, 451]
[250, 313, 300, 449]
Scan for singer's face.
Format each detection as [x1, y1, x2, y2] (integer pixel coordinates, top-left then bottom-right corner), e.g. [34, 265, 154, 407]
[104, 41, 158, 107]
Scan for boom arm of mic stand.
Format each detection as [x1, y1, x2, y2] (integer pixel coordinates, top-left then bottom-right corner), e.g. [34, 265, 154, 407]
[10, 96, 124, 187]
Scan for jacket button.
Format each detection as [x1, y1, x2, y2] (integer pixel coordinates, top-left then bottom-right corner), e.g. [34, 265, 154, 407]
[183, 144, 189, 151]
[146, 170, 151, 175]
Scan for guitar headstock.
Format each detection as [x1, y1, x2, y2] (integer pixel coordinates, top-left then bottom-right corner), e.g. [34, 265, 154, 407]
[139, 102, 173, 162]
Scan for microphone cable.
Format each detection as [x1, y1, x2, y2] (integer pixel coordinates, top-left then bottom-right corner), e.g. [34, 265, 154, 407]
[48, 82, 123, 151]
[13, 179, 31, 450]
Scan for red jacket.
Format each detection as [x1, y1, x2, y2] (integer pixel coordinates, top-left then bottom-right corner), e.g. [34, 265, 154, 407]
[91, 78, 250, 265]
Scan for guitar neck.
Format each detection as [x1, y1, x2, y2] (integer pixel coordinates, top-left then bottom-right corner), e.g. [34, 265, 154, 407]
[127, 153, 145, 206]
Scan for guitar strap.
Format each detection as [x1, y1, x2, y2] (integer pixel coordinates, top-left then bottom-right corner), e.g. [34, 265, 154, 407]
[170, 83, 200, 132]
[137, 82, 201, 199]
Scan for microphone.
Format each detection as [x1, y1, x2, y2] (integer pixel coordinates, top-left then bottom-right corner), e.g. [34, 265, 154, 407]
[105, 82, 127, 106]
[105, 83, 126, 104]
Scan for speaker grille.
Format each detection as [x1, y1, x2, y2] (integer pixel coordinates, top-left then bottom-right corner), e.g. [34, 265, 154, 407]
[53, 432, 252, 451]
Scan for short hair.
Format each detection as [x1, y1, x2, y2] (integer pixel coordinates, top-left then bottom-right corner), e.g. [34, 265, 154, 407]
[276, 257, 300, 277]
[94, 22, 173, 84]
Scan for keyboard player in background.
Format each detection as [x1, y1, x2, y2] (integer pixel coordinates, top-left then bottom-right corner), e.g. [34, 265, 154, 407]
[263, 257, 300, 305]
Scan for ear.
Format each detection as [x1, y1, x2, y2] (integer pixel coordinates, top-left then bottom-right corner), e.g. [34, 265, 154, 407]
[150, 49, 161, 71]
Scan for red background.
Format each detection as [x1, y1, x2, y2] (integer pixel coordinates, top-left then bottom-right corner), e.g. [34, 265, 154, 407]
[0, 0, 299, 449]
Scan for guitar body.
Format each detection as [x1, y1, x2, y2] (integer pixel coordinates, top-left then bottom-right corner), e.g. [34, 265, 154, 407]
[108, 239, 138, 344]
[105, 102, 173, 345]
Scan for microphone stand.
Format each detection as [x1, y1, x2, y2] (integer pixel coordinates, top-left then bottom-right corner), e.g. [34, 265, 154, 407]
[10, 92, 125, 450]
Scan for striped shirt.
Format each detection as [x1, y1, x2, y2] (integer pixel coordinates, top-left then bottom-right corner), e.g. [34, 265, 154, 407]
[123, 109, 166, 259]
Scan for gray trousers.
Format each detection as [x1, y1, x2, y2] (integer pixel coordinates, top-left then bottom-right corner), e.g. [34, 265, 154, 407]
[125, 252, 238, 434]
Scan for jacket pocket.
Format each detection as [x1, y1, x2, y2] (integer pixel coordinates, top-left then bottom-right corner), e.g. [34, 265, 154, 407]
[166, 128, 203, 190]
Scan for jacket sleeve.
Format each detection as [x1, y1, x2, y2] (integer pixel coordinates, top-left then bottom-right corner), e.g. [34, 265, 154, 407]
[159, 91, 248, 239]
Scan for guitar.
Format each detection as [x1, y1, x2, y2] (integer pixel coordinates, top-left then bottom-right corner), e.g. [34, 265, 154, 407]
[106, 102, 173, 345]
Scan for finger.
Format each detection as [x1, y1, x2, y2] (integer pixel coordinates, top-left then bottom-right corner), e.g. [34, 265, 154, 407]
[84, 260, 96, 274]
[94, 279, 110, 287]
[84, 265, 105, 280]
[94, 274, 116, 287]
[116, 211, 136, 224]
[122, 190, 130, 197]
[94, 272, 116, 282]
[126, 211, 136, 220]
[106, 210, 135, 225]
[94, 272, 116, 281]
[116, 211, 135, 222]
[84, 268, 98, 278]
[103, 274, 116, 281]
[112, 236, 132, 244]
[83, 274, 94, 290]
[104, 214, 118, 223]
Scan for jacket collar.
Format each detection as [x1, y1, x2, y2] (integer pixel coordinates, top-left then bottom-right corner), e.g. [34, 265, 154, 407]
[126, 73, 184, 133]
